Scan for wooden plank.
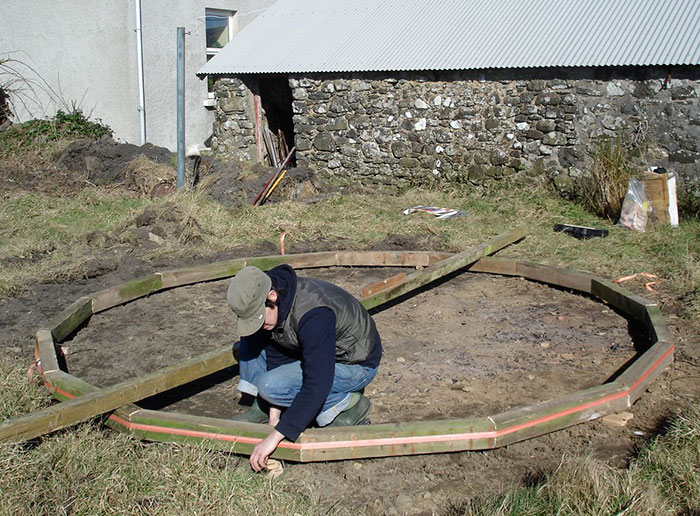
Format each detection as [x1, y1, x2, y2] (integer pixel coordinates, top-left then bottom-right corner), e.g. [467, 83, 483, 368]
[515, 262, 596, 293]
[591, 279, 656, 321]
[298, 417, 496, 462]
[427, 252, 454, 265]
[91, 274, 163, 313]
[467, 257, 518, 275]
[0, 345, 236, 442]
[360, 228, 526, 310]
[361, 273, 407, 297]
[117, 409, 300, 462]
[159, 259, 248, 288]
[616, 340, 674, 405]
[644, 305, 673, 344]
[491, 383, 629, 447]
[35, 329, 59, 374]
[45, 296, 93, 343]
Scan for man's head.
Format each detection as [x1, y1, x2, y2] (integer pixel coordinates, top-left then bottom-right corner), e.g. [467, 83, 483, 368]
[227, 266, 279, 336]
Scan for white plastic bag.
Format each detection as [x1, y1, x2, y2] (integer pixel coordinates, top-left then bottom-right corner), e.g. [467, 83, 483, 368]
[617, 178, 649, 232]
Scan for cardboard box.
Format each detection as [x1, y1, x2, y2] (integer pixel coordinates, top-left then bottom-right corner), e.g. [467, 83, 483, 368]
[642, 172, 670, 225]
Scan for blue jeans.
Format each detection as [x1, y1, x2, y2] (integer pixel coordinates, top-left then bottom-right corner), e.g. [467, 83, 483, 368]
[237, 347, 377, 427]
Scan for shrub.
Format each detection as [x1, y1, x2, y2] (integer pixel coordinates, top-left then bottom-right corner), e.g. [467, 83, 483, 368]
[0, 109, 112, 157]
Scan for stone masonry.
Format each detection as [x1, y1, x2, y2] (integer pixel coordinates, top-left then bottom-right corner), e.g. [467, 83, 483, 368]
[212, 67, 700, 196]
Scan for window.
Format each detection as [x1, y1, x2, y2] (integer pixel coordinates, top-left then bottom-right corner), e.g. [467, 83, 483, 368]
[205, 8, 237, 96]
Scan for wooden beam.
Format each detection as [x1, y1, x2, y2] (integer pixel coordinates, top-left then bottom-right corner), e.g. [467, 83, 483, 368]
[515, 262, 597, 293]
[298, 417, 497, 462]
[91, 274, 163, 313]
[0, 346, 236, 442]
[45, 296, 93, 342]
[616, 340, 674, 405]
[35, 329, 59, 374]
[590, 279, 656, 321]
[360, 228, 526, 310]
[467, 257, 518, 276]
[491, 383, 629, 447]
[361, 273, 407, 298]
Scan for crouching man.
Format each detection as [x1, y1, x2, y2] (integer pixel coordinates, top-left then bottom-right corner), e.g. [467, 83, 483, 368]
[227, 264, 382, 471]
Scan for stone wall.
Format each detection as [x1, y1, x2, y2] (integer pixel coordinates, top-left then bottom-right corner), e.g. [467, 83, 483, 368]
[212, 67, 700, 195]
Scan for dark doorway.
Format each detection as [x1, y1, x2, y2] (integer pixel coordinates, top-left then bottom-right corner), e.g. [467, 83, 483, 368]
[258, 75, 295, 166]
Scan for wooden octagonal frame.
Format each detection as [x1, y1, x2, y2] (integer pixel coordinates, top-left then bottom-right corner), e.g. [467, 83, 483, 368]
[1, 228, 674, 462]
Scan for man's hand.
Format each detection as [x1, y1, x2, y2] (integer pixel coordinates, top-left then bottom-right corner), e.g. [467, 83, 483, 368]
[250, 429, 285, 472]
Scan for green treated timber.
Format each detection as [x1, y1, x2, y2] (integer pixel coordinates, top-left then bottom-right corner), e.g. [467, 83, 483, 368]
[44, 370, 99, 400]
[644, 305, 673, 344]
[591, 279, 656, 321]
[515, 262, 597, 294]
[616, 340, 674, 405]
[0, 345, 236, 442]
[91, 274, 163, 313]
[361, 228, 526, 310]
[44, 296, 93, 343]
[159, 258, 248, 288]
[298, 417, 496, 462]
[120, 410, 300, 461]
[492, 382, 629, 447]
[158, 251, 442, 290]
[35, 329, 59, 374]
[467, 257, 518, 276]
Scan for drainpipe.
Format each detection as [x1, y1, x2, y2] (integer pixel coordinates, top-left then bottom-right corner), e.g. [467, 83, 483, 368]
[135, 0, 147, 144]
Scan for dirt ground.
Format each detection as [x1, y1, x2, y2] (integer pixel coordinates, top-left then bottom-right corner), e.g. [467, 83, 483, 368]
[2, 140, 699, 515]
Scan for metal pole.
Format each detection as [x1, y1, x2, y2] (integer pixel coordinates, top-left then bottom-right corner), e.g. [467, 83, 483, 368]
[177, 27, 185, 190]
[134, 0, 146, 144]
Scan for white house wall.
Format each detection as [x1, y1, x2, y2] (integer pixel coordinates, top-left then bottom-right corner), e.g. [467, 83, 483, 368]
[0, 0, 276, 150]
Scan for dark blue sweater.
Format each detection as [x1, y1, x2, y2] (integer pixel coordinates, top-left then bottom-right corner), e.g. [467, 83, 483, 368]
[245, 265, 381, 441]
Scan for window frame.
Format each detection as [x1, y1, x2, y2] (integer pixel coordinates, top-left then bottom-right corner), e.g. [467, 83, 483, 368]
[205, 8, 237, 99]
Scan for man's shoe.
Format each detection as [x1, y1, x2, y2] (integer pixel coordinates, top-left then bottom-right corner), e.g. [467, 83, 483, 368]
[231, 398, 268, 424]
[328, 393, 371, 427]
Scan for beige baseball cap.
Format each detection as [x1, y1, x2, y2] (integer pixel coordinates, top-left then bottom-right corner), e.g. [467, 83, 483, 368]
[226, 266, 271, 336]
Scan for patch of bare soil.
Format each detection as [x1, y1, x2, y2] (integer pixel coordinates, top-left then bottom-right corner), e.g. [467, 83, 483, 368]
[11, 256, 695, 516]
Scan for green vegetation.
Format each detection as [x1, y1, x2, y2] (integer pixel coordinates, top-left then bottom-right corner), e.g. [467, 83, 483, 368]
[0, 109, 112, 157]
[579, 135, 639, 219]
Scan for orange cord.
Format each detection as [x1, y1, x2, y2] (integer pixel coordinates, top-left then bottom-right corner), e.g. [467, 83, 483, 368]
[613, 272, 660, 292]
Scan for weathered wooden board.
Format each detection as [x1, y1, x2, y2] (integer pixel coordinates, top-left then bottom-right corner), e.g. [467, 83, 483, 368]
[115, 409, 300, 461]
[44, 296, 93, 343]
[591, 279, 656, 321]
[467, 257, 518, 276]
[491, 383, 629, 447]
[0, 346, 236, 442]
[516, 262, 597, 293]
[159, 259, 248, 289]
[616, 340, 674, 405]
[361, 273, 408, 297]
[91, 274, 163, 313]
[360, 228, 526, 310]
[298, 417, 497, 462]
[643, 305, 673, 344]
[35, 329, 59, 374]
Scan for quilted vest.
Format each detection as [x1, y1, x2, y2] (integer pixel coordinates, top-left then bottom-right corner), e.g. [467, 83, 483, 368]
[270, 277, 377, 364]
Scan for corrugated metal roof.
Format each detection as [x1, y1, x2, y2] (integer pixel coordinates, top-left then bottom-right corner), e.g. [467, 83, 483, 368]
[198, 0, 700, 75]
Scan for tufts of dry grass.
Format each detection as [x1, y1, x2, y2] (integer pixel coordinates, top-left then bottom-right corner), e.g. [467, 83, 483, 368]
[452, 406, 700, 516]
[121, 155, 177, 196]
[0, 356, 322, 516]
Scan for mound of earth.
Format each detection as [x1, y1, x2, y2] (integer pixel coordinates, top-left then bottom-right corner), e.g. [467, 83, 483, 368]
[55, 136, 172, 185]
